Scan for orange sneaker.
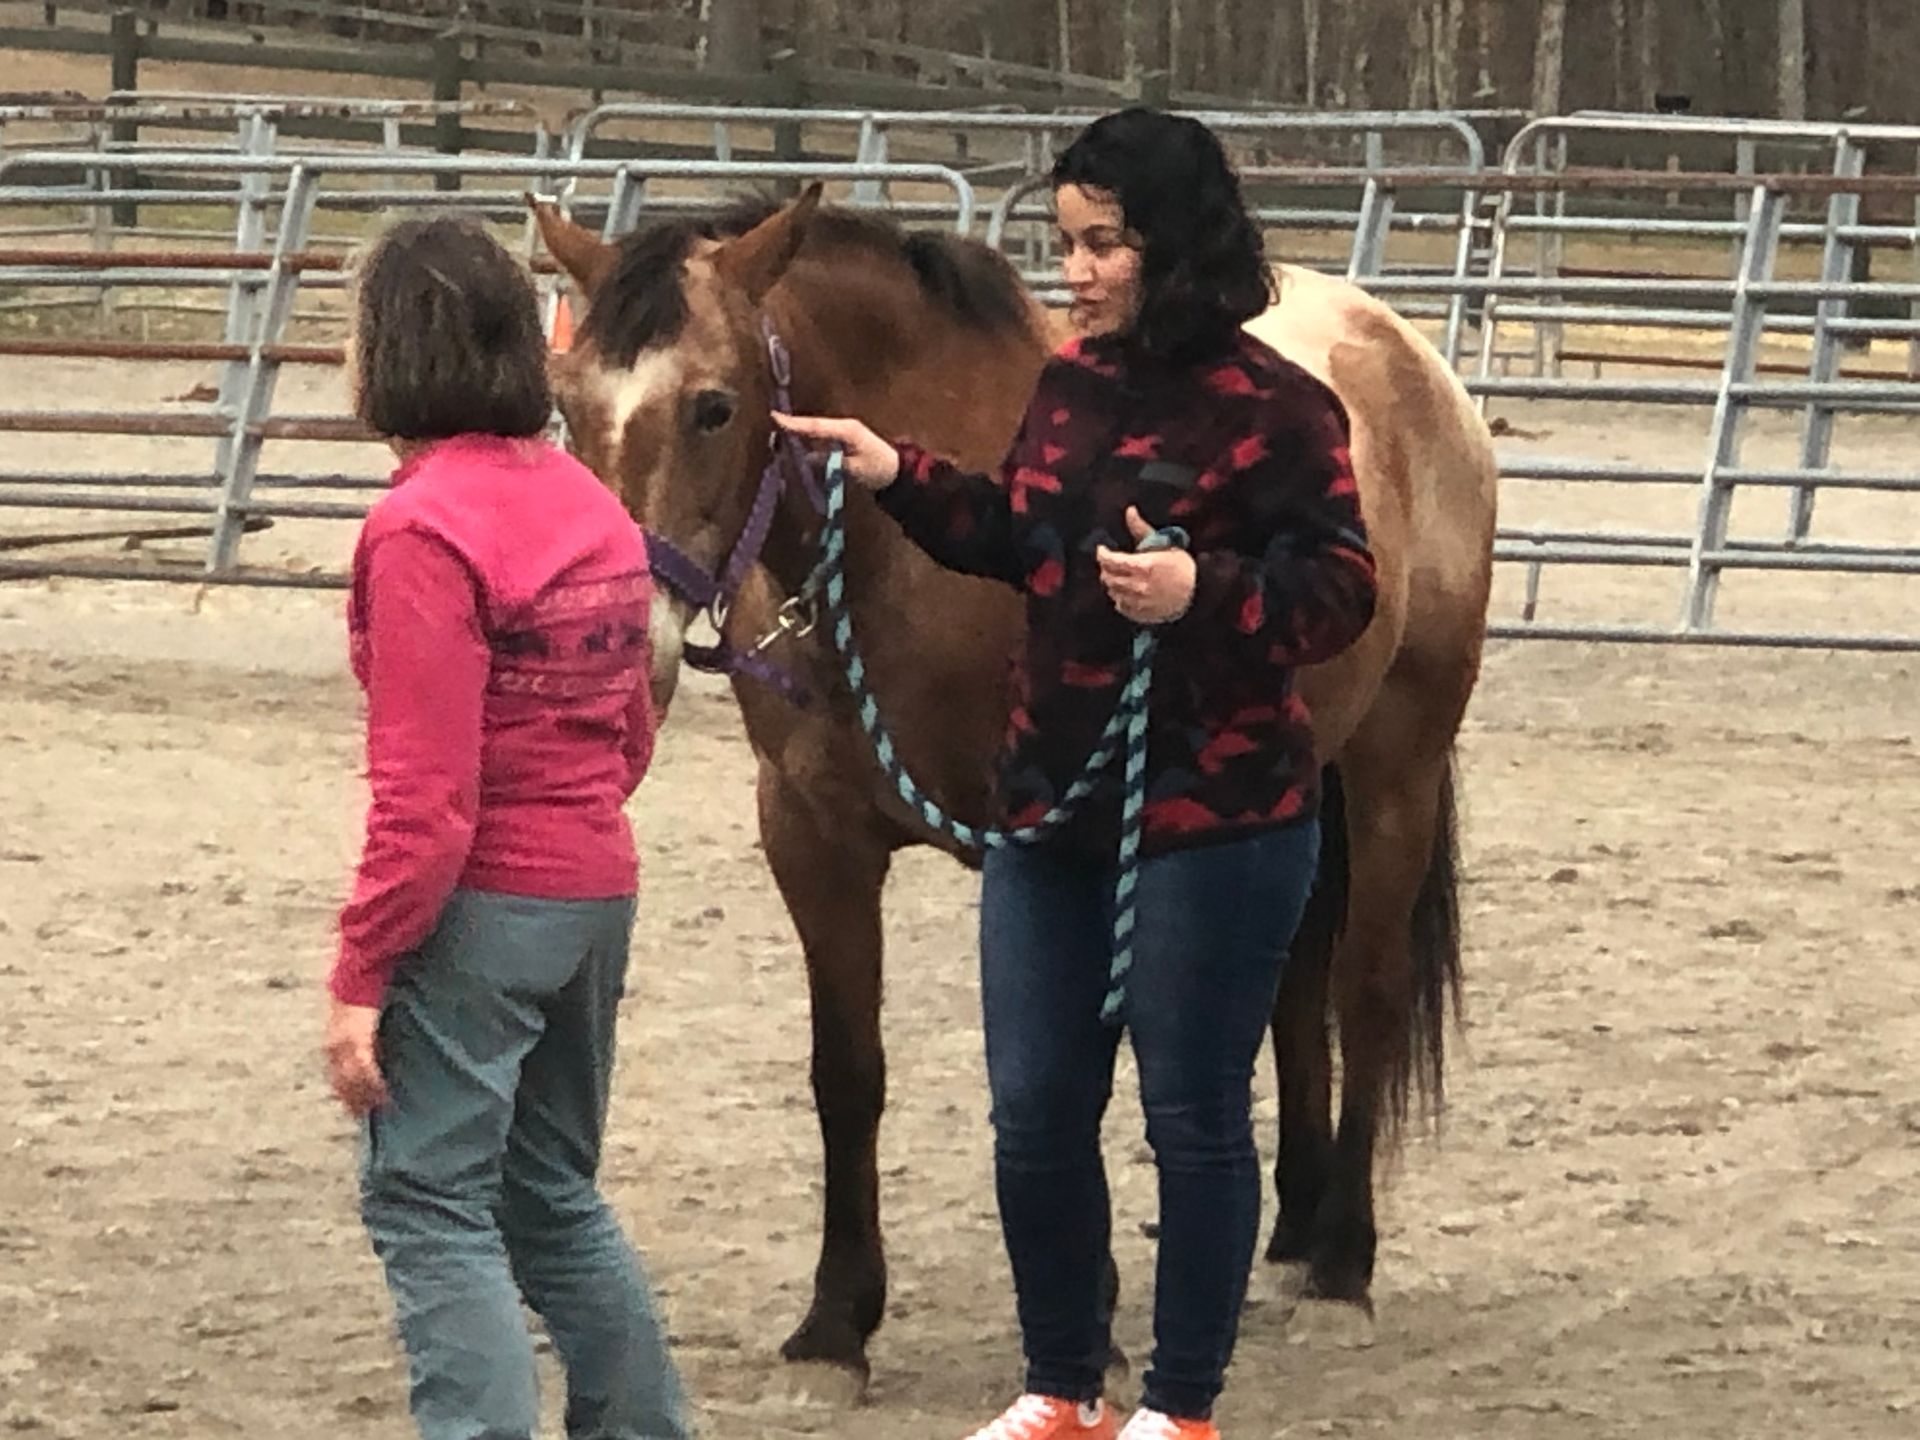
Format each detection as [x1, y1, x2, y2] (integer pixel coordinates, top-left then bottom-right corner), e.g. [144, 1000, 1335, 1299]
[963, 1395, 1117, 1440]
[1116, 1410, 1220, 1440]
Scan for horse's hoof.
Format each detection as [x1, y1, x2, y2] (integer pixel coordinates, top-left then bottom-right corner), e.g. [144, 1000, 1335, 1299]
[779, 1360, 869, 1409]
[1268, 1259, 1313, 1303]
[1283, 1295, 1377, 1350]
[780, 1314, 870, 1407]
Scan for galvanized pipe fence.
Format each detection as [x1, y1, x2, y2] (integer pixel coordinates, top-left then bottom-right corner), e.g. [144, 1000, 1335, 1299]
[0, 110, 1914, 651]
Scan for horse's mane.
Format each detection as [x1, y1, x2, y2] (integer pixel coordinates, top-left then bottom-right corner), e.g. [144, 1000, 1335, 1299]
[580, 196, 1036, 367]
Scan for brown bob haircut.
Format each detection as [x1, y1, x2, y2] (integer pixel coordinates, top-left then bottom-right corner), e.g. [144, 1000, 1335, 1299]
[351, 214, 552, 441]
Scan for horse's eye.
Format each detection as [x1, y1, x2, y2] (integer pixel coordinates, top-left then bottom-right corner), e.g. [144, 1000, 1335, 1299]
[692, 389, 736, 434]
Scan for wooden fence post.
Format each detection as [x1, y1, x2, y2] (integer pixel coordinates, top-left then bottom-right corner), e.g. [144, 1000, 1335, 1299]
[432, 29, 464, 193]
[109, 8, 139, 228]
[769, 47, 807, 199]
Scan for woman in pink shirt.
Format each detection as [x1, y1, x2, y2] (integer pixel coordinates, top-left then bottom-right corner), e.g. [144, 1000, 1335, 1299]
[322, 215, 688, 1440]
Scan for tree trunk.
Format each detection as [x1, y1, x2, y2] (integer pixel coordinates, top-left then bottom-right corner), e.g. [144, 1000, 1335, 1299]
[1432, 0, 1464, 108]
[1211, 0, 1231, 92]
[1301, 0, 1321, 105]
[1262, 0, 1298, 102]
[1470, 0, 1494, 101]
[1778, 0, 1807, 119]
[705, 0, 762, 72]
[1609, 0, 1629, 107]
[1634, 0, 1658, 110]
[1532, 0, 1568, 113]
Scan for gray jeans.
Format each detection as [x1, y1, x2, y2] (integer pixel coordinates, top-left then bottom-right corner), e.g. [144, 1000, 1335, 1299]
[360, 890, 690, 1440]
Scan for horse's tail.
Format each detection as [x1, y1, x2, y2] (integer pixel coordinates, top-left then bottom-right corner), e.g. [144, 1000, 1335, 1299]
[1404, 754, 1464, 1126]
[1312, 754, 1464, 1133]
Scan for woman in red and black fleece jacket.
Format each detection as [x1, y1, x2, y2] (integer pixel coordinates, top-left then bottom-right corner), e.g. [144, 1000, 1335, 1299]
[779, 110, 1376, 1440]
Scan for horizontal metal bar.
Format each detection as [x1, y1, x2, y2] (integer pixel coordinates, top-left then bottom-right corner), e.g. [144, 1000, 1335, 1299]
[0, 492, 215, 515]
[255, 416, 379, 442]
[0, 411, 231, 438]
[1501, 213, 1920, 248]
[1471, 377, 1720, 402]
[1492, 305, 1920, 340]
[1500, 459, 1920, 491]
[0, 490, 371, 521]
[0, 558, 346, 588]
[1, 98, 536, 123]
[570, 104, 1485, 139]
[1730, 380, 1920, 403]
[0, 338, 343, 365]
[1370, 274, 1920, 300]
[0, 471, 385, 491]
[0, 151, 972, 181]
[1500, 527, 1920, 556]
[1486, 622, 1920, 652]
[1495, 542, 1920, 573]
[1509, 112, 1920, 153]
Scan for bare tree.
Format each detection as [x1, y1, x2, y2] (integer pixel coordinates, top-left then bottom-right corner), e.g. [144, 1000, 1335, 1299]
[705, 0, 762, 71]
[1777, 0, 1807, 118]
[1532, 0, 1568, 113]
[1300, 0, 1322, 105]
[1470, 0, 1495, 101]
[1431, 0, 1465, 108]
[1634, 0, 1658, 109]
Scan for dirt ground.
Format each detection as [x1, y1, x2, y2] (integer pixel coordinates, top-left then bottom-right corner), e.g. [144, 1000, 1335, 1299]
[3, 348, 1920, 1440]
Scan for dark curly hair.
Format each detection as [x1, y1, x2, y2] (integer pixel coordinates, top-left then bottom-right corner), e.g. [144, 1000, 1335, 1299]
[1051, 107, 1273, 365]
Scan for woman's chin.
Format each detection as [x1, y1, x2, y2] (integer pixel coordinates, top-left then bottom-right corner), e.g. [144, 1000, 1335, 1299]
[1070, 306, 1116, 338]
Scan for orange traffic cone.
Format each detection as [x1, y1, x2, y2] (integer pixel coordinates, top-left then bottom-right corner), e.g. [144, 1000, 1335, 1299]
[549, 290, 577, 354]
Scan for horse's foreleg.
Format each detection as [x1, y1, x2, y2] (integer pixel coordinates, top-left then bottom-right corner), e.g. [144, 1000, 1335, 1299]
[756, 768, 892, 1384]
[1309, 747, 1456, 1310]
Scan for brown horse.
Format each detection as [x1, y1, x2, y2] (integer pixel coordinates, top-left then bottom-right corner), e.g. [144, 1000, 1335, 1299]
[531, 187, 1498, 1388]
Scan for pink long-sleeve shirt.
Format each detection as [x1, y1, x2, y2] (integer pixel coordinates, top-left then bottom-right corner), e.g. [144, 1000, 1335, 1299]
[329, 433, 655, 1008]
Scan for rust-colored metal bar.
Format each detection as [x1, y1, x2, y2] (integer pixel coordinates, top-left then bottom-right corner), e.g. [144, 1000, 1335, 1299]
[0, 556, 346, 588]
[1556, 265, 1736, 282]
[0, 411, 231, 437]
[0, 411, 379, 439]
[256, 415, 378, 442]
[0, 338, 344, 364]
[0, 247, 350, 272]
[0, 515, 270, 553]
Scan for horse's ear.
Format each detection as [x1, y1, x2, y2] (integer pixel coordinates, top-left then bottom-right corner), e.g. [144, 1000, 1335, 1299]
[527, 194, 616, 297]
[716, 183, 823, 304]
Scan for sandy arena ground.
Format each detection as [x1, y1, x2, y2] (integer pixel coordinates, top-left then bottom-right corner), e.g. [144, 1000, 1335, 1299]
[4, 286, 1920, 1440]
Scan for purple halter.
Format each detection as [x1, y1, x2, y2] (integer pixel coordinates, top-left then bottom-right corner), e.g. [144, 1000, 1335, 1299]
[643, 317, 825, 703]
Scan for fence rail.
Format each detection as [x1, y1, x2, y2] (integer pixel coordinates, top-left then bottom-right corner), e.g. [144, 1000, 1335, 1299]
[0, 111, 1916, 651]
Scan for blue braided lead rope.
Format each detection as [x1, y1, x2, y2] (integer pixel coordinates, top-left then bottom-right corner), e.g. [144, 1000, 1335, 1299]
[816, 448, 1187, 1024]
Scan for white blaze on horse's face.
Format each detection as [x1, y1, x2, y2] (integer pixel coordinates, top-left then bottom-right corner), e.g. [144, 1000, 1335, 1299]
[583, 294, 760, 714]
[567, 345, 695, 712]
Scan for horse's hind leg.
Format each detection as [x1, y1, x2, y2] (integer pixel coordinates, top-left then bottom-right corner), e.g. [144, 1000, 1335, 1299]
[756, 767, 893, 1387]
[1308, 738, 1461, 1309]
[1267, 806, 1341, 1266]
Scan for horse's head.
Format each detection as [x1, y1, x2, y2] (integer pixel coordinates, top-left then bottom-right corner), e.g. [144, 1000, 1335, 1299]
[530, 187, 823, 711]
